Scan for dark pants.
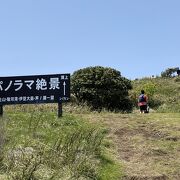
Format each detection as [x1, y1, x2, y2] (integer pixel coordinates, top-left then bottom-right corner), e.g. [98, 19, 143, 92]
[140, 105, 147, 112]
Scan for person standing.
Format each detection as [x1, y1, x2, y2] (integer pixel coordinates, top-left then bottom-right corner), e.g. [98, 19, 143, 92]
[138, 90, 148, 113]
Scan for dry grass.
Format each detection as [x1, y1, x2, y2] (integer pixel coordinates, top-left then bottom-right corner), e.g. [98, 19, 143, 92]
[1, 104, 180, 179]
[0, 105, 106, 179]
[78, 111, 180, 180]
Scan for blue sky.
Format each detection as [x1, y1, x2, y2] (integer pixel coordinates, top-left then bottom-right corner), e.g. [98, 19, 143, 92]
[0, 0, 179, 79]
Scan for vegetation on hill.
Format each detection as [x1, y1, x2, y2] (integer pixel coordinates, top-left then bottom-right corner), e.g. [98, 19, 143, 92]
[130, 76, 180, 112]
[161, 67, 179, 77]
[0, 67, 180, 179]
[71, 66, 180, 113]
[71, 66, 132, 112]
[82, 112, 180, 179]
[0, 105, 123, 179]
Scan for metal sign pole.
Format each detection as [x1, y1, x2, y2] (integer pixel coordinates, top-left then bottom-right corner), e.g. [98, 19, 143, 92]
[0, 105, 3, 116]
[58, 102, 62, 118]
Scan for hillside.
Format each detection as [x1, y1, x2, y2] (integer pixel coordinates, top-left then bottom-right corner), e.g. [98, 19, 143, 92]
[84, 111, 180, 179]
[0, 105, 122, 180]
[131, 76, 180, 112]
[1, 105, 179, 180]
[0, 77, 180, 180]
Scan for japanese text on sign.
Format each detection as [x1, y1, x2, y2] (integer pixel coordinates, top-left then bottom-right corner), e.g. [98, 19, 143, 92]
[0, 74, 70, 105]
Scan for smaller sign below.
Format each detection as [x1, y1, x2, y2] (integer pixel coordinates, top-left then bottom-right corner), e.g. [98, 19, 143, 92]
[0, 74, 70, 105]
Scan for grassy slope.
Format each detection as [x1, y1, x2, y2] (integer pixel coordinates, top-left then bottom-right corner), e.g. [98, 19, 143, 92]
[0, 104, 179, 179]
[0, 105, 123, 180]
[0, 77, 180, 179]
[74, 77, 180, 179]
[80, 111, 180, 180]
[131, 77, 180, 112]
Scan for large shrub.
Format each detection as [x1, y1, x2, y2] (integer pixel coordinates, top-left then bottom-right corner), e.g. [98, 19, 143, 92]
[71, 66, 132, 111]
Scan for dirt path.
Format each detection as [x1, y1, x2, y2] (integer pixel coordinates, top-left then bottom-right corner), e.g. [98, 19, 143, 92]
[85, 113, 180, 180]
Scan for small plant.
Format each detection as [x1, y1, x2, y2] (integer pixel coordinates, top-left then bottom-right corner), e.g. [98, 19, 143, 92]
[5, 147, 42, 180]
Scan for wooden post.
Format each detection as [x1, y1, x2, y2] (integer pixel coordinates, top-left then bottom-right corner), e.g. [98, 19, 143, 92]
[58, 102, 62, 118]
[0, 105, 3, 116]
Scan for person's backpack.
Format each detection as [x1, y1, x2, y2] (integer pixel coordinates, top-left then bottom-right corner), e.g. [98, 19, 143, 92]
[138, 94, 146, 102]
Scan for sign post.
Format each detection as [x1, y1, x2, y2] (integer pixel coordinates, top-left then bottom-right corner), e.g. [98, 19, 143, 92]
[0, 105, 3, 116]
[0, 74, 70, 117]
[58, 102, 62, 117]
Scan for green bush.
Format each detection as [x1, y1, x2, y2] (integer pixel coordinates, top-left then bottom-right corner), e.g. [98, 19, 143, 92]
[71, 66, 132, 112]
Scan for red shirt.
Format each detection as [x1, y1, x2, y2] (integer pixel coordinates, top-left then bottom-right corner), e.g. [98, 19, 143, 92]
[138, 95, 148, 106]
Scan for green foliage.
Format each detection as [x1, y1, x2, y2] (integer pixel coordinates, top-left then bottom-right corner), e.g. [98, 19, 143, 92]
[130, 81, 159, 108]
[0, 110, 107, 179]
[131, 77, 180, 112]
[174, 76, 180, 82]
[143, 82, 157, 97]
[71, 66, 132, 112]
[98, 154, 123, 180]
[161, 67, 179, 77]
